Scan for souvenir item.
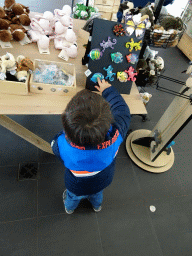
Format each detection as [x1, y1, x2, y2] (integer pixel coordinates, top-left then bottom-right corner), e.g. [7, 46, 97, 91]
[88, 48, 102, 60]
[100, 36, 117, 53]
[117, 71, 128, 82]
[103, 65, 115, 82]
[125, 38, 142, 52]
[126, 53, 138, 64]
[125, 14, 146, 39]
[125, 66, 137, 82]
[90, 73, 104, 83]
[111, 52, 123, 64]
[113, 24, 126, 36]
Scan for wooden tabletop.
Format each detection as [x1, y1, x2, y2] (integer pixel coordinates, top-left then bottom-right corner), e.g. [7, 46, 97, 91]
[0, 18, 147, 115]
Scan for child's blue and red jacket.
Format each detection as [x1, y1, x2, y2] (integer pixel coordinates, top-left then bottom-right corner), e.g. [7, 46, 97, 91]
[51, 86, 131, 196]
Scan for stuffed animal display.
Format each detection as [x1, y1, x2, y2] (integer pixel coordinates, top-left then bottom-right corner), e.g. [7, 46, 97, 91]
[0, 0, 31, 43]
[0, 52, 34, 82]
[118, 1, 183, 48]
[73, 3, 98, 20]
[136, 54, 164, 86]
[28, 5, 78, 60]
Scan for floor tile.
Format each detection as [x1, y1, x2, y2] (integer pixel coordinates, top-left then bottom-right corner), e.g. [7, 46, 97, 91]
[37, 162, 66, 216]
[96, 202, 163, 256]
[0, 165, 37, 222]
[0, 218, 37, 256]
[146, 195, 192, 256]
[38, 214, 103, 256]
[130, 151, 192, 202]
[0, 126, 38, 166]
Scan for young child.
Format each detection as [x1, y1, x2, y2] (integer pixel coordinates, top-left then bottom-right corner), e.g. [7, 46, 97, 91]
[51, 78, 131, 214]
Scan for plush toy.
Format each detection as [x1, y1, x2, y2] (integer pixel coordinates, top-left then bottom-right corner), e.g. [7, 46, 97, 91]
[0, 52, 16, 80]
[160, 16, 183, 31]
[16, 55, 34, 82]
[73, 3, 98, 20]
[140, 92, 152, 105]
[4, 0, 30, 14]
[143, 46, 158, 60]
[73, 3, 89, 20]
[0, 29, 12, 42]
[0, 7, 7, 18]
[9, 23, 26, 41]
[140, 5, 155, 28]
[117, 1, 134, 22]
[54, 5, 72, 19]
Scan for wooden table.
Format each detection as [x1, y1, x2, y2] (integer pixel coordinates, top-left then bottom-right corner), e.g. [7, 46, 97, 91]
[0, 19, 147, 155]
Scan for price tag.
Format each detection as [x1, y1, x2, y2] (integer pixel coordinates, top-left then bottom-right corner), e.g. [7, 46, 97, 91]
[84, 69, 92, 77]
[19, 34, 32, 45]
[0, 40, 13, 48]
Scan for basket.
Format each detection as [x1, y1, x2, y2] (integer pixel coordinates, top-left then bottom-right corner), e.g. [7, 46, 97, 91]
[143, 15, 186, 48]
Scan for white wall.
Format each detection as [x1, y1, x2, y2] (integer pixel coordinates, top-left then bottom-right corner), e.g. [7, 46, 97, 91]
[166, 0, 189, 17]
[0, 0, 73, 13]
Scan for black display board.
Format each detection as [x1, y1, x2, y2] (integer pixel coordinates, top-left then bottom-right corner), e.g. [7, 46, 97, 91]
[85, 18, 146, 94]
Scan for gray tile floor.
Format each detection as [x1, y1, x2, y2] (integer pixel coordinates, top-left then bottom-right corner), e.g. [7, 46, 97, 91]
[1, 46, 192, 256]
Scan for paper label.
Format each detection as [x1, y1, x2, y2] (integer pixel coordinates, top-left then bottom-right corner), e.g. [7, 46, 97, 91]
[85, 69, 92, 77]
[10, 70, 17, 75]
[19, 34, 32, 45]
[38, 44, 50, 55]
[58, 49, 69, 61]
[0, 40, 13, 48]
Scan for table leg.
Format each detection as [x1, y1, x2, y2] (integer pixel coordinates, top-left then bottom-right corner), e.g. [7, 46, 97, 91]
[0, 115, 54, 154]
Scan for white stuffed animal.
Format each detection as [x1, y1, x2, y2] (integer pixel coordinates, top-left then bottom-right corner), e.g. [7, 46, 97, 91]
[0, 53, 16, 80]
[143, 46, 158, 60]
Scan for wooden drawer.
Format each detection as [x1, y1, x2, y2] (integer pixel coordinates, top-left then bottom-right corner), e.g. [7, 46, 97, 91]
[30, 59, 76, 96]
[0, 73, 30, 95]
[177, 33, 192, 61]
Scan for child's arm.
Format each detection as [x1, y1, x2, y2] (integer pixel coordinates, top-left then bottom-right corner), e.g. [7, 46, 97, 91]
[95, 78, 131, 140]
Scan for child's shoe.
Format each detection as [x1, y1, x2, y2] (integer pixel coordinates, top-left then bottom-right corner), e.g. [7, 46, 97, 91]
[63, 190, 74, 214]
[93, 206, 102, 212]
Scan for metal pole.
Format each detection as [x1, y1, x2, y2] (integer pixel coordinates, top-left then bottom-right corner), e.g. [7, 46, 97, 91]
[154, 0, 166, 23]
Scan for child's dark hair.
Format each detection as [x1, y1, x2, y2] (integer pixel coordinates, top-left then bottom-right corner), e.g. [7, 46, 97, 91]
[61, 89, 114, 146]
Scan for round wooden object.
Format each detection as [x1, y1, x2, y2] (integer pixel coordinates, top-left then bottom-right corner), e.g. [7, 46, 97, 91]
[126, 129, 175, 173]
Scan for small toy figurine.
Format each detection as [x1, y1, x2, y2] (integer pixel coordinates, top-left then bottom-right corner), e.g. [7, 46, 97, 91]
[125, 38, 142, 52]
[125, 66, 137, 82]
[88, 48, 102, 60]
[117, 71, 128, 82]
[126, 53, 138, 64]
[91, 73, 104, 83]
[111, 52, 123, 64]
[103, 65, 116, 82]
[100, 36, 117, 53]
[113, 24, 126, 37]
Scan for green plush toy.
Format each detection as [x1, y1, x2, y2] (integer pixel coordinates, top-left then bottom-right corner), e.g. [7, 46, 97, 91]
[73, 3, 98, 20]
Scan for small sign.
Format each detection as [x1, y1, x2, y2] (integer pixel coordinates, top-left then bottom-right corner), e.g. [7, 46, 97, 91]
[85, 69, 92, 77]
[0, 40, 13, 48]
[19, 34, 32, 45]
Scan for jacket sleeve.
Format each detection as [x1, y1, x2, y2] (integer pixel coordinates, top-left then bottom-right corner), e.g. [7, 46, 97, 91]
[50, 130, 64, 163]
[102, 86, 131, 140]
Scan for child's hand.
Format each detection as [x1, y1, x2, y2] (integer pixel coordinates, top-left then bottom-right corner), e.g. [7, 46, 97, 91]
[94, 77, 112, 93]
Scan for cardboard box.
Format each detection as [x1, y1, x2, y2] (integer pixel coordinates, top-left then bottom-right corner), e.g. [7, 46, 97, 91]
[0, 73, 30, 95]
[111, 13, 117, 22]
[94, 0, 114, 6]
[99, 12, 112, 20]
[30, 59, 76, 96]
[113, 0, 120, 6]
[94, 4, 113, 13]
[112, 5, 119, 13]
